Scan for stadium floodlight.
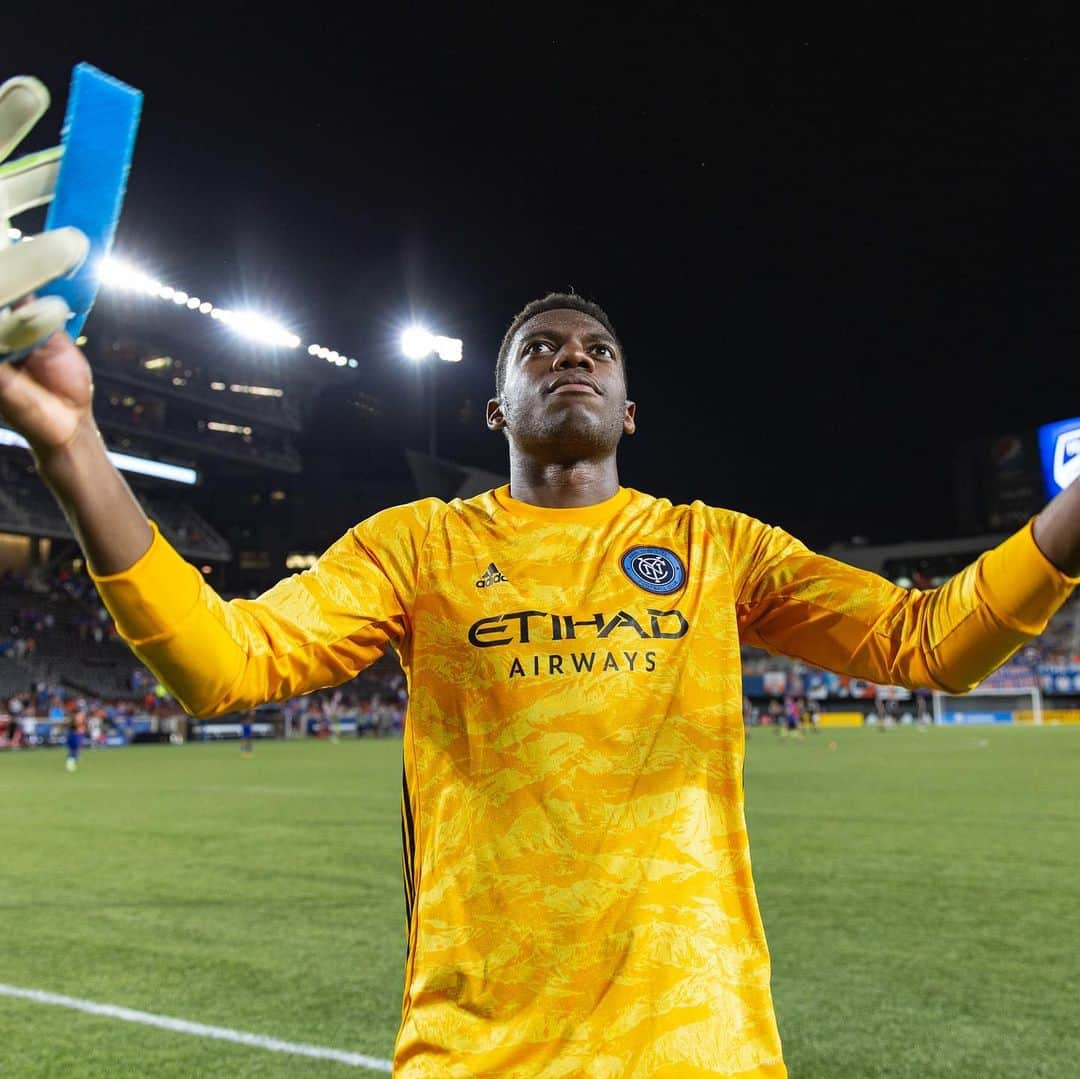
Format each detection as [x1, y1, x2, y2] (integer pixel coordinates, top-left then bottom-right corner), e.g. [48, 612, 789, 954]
[399, 325, 464, 459]
[98, 255, 154, 292]
[96, 254, 366, 365]
[433, 334, 463, 363]
[209, 307, 300, 349]
[400, 326, 463, 364]
[401, 326, 435, 360]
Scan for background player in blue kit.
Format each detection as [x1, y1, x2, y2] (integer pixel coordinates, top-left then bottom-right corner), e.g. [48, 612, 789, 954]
[240, 712, 254, 757]
[65, 711, 85, 772]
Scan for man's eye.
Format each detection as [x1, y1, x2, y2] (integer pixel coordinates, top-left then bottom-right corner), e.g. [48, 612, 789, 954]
[592, 344, 614, 358]
[523, 341, 551, 354]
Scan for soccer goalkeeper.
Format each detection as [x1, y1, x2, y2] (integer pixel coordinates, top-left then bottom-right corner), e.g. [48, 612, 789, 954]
[2, 72, 1077, 1078]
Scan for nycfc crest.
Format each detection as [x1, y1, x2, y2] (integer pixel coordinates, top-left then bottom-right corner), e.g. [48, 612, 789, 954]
[620, 546, 686, 595]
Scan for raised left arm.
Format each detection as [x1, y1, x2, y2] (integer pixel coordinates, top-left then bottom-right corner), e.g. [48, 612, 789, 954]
[730, 507, 1077, 696]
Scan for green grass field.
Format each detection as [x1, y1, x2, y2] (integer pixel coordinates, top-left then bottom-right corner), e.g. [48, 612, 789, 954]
[1, 725, 1078, 1078]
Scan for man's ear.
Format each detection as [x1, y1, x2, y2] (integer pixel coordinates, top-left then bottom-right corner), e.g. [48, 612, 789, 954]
[486, 397, 506, 431]
[623, 399, 636, 436]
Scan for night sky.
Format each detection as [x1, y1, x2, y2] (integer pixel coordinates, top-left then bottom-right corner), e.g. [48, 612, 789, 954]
[9, 6, 1080, 550]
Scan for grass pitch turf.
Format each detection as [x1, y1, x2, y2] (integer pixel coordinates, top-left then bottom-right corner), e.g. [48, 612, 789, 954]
[1, 725, 1077, 1077]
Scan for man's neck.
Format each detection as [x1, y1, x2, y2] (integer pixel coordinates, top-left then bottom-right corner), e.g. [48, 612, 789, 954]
[506, 458, 621, 509]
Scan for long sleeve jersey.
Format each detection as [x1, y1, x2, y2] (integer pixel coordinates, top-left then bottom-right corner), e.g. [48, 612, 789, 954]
[91, 485, 1076, 1077]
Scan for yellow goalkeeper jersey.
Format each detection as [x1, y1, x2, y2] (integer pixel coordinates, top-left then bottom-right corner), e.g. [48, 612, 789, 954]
[91, 485, 1076, 1077]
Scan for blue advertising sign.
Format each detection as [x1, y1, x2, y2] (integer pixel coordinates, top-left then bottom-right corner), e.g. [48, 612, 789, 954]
[1037, 416, 1080, 498]
[1039, 665, 1080, 694]
[939, 711, 1014, 725]
[742, 674, 766, 697]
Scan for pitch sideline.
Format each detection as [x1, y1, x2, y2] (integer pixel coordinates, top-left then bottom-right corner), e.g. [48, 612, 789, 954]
[0, 982, 393, 1072]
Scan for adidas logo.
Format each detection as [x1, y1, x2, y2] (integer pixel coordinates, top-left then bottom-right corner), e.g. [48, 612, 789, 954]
[475, 562, 509, 588]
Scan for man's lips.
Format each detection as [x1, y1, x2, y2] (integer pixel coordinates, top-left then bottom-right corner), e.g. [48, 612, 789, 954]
[547, 375, 601, 394]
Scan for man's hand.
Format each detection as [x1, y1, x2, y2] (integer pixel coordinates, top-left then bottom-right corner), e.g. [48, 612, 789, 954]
[0, 328, 94, 462]
[0, 71, 95, 458]
[0, 70, 101, 496]
[0, 75, 89, 361]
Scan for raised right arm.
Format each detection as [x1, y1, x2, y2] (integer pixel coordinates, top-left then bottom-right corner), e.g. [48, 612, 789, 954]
[0, 332, 412, 718]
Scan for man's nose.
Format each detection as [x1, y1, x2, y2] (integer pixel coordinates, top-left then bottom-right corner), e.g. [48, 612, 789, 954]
[553, 339, 593, 368]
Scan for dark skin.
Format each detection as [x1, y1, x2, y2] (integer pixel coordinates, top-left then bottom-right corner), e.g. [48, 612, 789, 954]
[486, 308, 636, 509]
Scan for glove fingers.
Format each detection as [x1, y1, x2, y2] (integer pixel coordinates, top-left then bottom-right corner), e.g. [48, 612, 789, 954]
[0, 225, 88, 308]
[0, 77, 50, 164]
[0, 294, 70, 358]
[0, 146, 62, 221]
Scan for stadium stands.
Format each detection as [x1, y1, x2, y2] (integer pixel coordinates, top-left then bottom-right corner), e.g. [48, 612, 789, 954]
[0, 447, 230, 562]
[0, 549, 409, 747]
[0, 300, 419, 743]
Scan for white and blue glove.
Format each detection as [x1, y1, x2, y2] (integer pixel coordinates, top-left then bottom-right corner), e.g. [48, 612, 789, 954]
[0, 75, 89, 360]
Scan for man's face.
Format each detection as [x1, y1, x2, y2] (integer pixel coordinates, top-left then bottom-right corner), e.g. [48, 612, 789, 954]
[486, 308, 636, 459]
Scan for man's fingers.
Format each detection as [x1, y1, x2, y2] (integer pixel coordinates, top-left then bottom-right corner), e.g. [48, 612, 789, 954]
[0, 295, 71, 356]
[0, 344, 61, 426]
[0, 226, 88, 308]
[0, 76, 50, 164]
[0, 146, 63, 218]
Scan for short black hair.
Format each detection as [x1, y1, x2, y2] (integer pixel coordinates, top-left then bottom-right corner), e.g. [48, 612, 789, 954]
[494, 291, 624, 395]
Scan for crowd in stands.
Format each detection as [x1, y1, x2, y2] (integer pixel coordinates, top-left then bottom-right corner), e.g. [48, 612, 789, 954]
[1031, 590, 1080, 665]
[0, 558, 410, 750]
[278, 656, 408, 738]
[0, 684, 153, 749]
[138, 496, 231, 562]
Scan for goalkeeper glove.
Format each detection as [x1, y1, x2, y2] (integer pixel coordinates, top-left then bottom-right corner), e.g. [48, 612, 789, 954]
[0, 74, 89, 360]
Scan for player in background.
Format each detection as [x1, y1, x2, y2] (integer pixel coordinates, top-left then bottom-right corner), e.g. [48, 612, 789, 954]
[915, 689, 933, 727]
[328, 689, 343, 743]
[782, 695, 802, 739]
[240, 711, 254, 757]
[64, 710, 85, 773]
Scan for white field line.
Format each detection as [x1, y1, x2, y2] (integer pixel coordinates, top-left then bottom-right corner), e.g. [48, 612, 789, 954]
[0, 983, 393, 1072]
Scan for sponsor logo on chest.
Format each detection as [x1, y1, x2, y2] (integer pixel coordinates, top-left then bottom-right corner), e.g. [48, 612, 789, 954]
[464, 544, 690, 680]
